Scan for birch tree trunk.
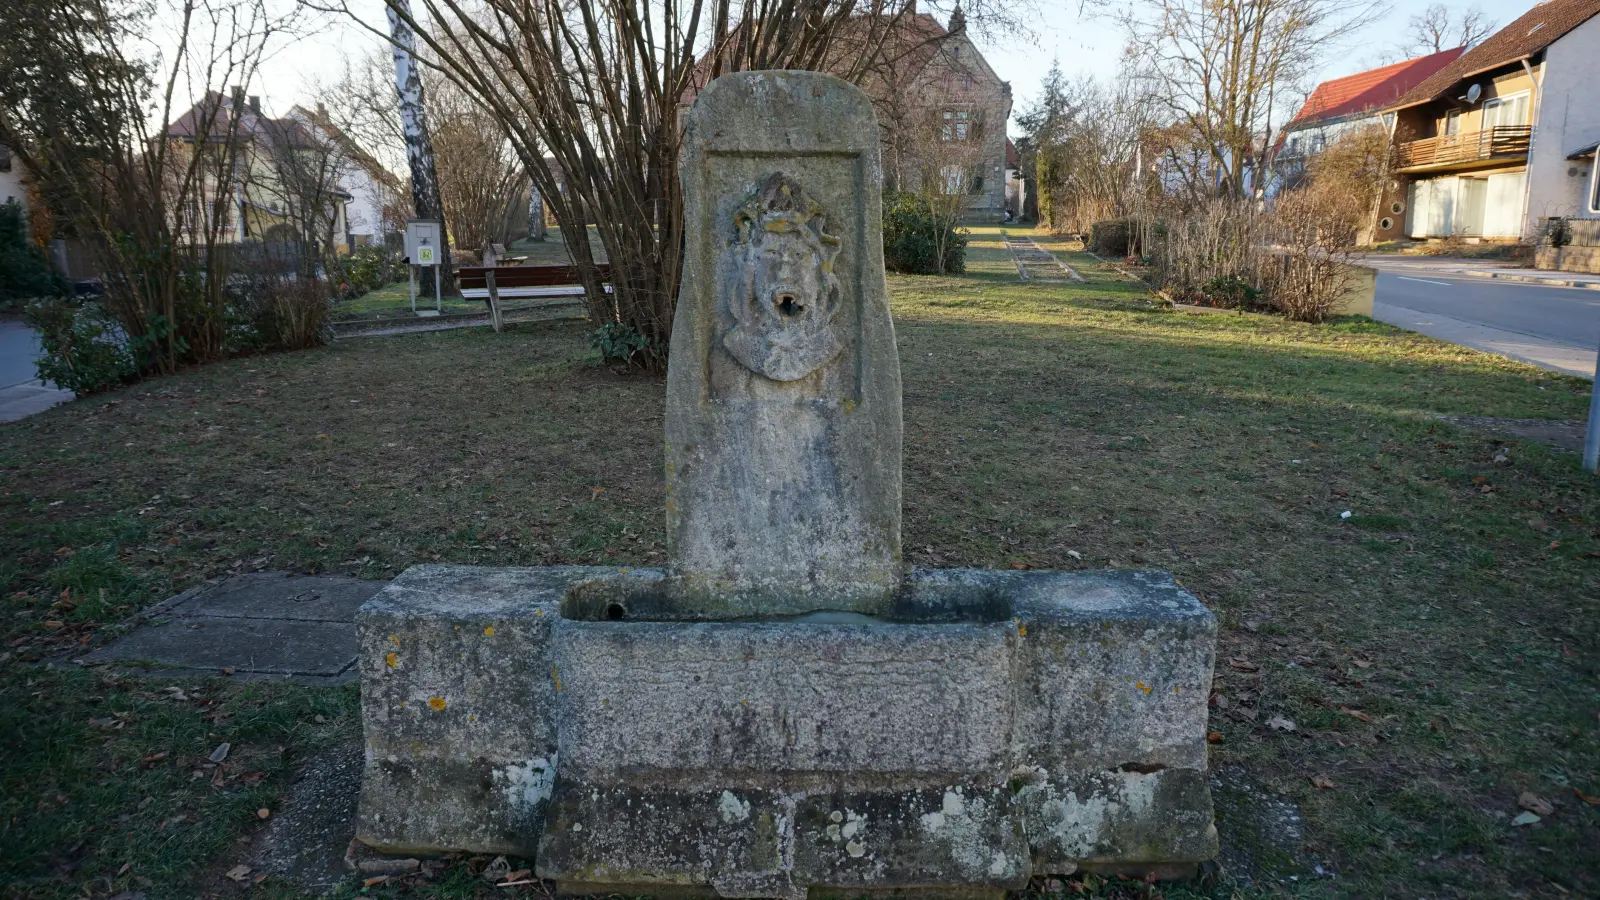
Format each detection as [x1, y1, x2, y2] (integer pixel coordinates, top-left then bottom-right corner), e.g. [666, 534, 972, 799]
[387, 0, 453, 296]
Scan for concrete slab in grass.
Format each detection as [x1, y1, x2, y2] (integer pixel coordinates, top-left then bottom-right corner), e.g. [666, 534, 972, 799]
[85, 573, 385, 682]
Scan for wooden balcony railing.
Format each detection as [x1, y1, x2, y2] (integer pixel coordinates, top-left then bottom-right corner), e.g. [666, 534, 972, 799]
[1396, 125, 1532, 170]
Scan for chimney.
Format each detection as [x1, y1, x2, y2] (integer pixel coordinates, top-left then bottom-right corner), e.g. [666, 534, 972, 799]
[249, 95, 261, 115]
[230, 85, 245, 109]
[316, 102, 328, 118]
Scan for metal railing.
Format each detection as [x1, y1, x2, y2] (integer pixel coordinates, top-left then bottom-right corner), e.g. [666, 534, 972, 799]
[1396, 125, 1532, 169]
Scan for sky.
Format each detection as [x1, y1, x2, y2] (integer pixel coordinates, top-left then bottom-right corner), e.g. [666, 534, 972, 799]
[246, 0, 1543, 144]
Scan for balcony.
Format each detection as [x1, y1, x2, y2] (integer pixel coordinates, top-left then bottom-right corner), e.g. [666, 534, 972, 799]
[1396, 125, 1532, 172]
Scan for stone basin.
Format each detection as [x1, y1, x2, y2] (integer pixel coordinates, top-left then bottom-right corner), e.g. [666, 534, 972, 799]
[356, 564, 1218, 898]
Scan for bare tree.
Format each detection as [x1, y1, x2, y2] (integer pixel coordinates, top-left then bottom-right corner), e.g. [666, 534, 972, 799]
[0, 0, 297, 372]
[1401, 3, 1495, 55]
[325, 0, 1021, 370]
[1117, 0, 1381, 200]
[250, 111, 353, 278]
[386, 0, 452, 295]
[428, 78, 527, 255]
[1019, 68, 1160, 233]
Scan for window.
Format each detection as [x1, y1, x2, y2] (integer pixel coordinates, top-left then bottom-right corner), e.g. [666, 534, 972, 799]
[1444, 109, 1461, 136]
[941, 165, 964, 194]
[940, 109, 970, 141]
[1590, 162, 1600, 214]
[1482, 91, 1530, 129]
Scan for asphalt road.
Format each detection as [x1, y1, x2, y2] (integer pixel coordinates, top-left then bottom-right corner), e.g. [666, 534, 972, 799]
[1375, 271, 1600, 349]
[1, 318, 45, 387]
[1366, 259, 1600, 376]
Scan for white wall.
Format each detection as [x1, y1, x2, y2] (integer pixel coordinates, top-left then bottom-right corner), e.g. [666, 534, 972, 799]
[0, 152, 29, 218]
[1526, 13, 1600, 232]
[341, 166, 391, 244]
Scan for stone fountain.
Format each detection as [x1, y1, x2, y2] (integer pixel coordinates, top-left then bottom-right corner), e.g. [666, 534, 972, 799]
[355, 71, 1217, 898]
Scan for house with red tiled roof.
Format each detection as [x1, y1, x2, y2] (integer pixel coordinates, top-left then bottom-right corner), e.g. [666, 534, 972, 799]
[1374, 0, 1600, 242]
[1272, 48, 1465, 192]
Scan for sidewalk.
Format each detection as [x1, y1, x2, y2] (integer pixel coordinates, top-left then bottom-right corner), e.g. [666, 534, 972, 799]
[1365, 255, 1600, 290]
[0, 318, 73, 422]
[1373, 300, 1596, 378]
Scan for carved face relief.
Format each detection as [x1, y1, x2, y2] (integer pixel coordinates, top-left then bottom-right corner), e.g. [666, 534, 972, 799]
[719, 173, 843, 382]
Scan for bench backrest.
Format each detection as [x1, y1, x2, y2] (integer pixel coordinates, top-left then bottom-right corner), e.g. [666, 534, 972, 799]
[457, 264, 611, 290]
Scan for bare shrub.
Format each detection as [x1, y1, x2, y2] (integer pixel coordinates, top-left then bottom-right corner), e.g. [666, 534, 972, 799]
[1152, 198, 1265, 307]
[1261, 188, 1365, 322]
[247, 278, 332, 351]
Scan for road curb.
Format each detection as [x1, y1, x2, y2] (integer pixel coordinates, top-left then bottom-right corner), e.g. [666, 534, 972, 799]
[1447, 269, 1600, 290]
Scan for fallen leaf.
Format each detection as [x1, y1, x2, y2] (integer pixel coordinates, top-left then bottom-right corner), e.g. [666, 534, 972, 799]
[362, 875, 390, 887]
[208, 742, 231, 763]
[503, 869, 532, 882]
[1066, 550, 1082, 560]
[256, 808, 271, 819]
[1340, 706, 1373, 723]
[1519, 792, 1555, 817]
[1310, 775, 1335, 789]
[1511, 811, 1541, 827]
[224, 864, 252, 882]
[1574, 788, 1600, 806]
[1227, 657, 1260, 673]
[1266, 716, 1297, 732]
[139, 752, 168, 769]
[1352, 658, 1372, 669]
[1206, 731, 1224, 744]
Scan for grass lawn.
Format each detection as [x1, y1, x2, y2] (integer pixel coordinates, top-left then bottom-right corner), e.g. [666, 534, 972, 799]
[2, 226, 1597, 899]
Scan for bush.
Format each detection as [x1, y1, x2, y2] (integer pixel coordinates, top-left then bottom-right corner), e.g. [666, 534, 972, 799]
[1199, 274, 1265, 310]
[1088, 218, 1134, 258]
[329, 244, 403, 300]
[260, 278, 334, 351]
[882, 192, 966, 275]
[0, 200, 65, 305]
[224, 275, 333, 352]
[590, 320, 658, 369]
[23, 297, 135, 394]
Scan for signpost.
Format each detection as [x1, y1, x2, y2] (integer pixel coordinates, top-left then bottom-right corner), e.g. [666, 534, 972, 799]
[405, 219, 442, 317]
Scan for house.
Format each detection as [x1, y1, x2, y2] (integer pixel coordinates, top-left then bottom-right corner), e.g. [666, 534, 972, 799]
[866, 5, 1013, 222]
[289, 105, 406, 250]
[0, 143, 28, 222]
[1374, 0, 1600, 242]
[1272, 48, 1466, 194]
[682, 5, 1013, 222]
[165, 90, 400, 256]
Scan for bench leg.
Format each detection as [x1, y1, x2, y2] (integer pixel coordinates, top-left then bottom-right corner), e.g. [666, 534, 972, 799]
[485, 271, 504, 333]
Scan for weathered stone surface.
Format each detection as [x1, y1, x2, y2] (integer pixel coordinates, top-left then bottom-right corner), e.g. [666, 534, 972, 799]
[549, 617, 1014, 780]
[85, 573, 384, 681]
[358, 563, 1217, 891]
[664, 70, 902, 617]
[356, 565, 596, 855]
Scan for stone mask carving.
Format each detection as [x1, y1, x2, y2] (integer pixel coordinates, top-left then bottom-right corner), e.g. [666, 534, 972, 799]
[719, 173, 843, 382]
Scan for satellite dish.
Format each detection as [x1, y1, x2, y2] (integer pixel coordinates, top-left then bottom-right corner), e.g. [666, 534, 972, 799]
[1465, 84, 1483, 104]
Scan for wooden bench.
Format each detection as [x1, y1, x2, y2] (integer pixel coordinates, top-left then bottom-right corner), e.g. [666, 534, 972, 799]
[456, 264, 611, 331]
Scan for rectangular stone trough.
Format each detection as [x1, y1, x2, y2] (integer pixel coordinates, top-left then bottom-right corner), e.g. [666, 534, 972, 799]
[356, 564, 1217, 897]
